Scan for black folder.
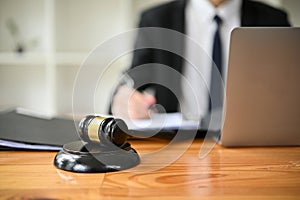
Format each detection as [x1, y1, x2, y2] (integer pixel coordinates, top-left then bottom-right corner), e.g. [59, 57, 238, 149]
[0, 110, 80, 150]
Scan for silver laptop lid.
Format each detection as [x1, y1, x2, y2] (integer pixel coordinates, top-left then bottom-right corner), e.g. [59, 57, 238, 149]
[221, 27, 300, 147]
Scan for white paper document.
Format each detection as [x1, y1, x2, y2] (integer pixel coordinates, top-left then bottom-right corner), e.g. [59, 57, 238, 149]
[0, 139, 62, 151]
[125, 112, 201, 131]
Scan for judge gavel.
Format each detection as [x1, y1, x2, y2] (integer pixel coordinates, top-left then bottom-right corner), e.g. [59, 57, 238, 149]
[54, 115, 139, 173]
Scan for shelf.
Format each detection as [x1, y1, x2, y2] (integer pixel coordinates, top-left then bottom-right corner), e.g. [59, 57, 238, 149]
[0, 52, 89, 66]
[0, 52, 46, 65]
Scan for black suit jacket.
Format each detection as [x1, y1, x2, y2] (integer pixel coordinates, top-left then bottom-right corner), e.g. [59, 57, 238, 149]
[122, 0, 290, 113]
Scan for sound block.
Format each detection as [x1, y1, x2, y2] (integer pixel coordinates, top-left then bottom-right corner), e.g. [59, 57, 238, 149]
[54, 141, 140, 173]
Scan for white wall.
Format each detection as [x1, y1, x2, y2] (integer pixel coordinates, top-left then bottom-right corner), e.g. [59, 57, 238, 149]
[0, 0, 133, 116]
[281, 0, 300, 26]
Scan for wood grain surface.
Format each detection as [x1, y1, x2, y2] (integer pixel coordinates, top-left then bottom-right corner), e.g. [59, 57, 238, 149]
[0, 138, 299, 199]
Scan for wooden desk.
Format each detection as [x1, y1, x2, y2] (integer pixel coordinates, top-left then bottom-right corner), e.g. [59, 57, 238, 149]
[0, 138, 299, 199]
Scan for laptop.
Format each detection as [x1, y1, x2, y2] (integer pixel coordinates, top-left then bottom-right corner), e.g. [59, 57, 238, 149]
[218, 27, 300, 147]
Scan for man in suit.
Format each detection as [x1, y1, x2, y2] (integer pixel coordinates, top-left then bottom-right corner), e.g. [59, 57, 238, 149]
[111, 0, 290, 120]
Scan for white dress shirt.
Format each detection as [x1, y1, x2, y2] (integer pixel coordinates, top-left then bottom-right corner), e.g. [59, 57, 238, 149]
[180, 0, 242, 120]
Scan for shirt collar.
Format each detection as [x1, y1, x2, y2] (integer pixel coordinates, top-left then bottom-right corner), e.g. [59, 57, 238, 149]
[189, 0, 242, 25]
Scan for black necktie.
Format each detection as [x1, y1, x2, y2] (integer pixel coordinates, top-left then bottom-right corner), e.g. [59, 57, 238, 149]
[209, 15, 223, 112]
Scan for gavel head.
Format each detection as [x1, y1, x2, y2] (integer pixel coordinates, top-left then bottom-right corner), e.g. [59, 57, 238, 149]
[78, 115, 129, 147]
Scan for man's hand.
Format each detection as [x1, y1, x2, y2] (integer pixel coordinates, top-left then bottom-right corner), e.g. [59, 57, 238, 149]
[111, 85, 156, 119]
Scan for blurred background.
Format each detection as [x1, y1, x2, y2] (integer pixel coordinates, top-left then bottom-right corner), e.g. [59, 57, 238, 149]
[0, 0, 299, 117]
